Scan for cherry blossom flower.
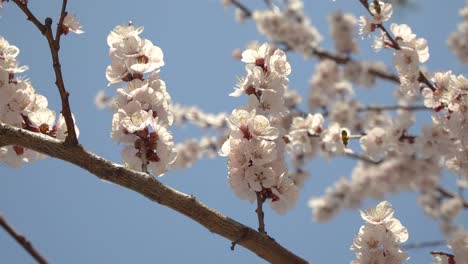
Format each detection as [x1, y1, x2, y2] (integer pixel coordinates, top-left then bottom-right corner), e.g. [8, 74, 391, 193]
[448, 6, 468, 63]
[448, 229, 468, 264]
[107, 24, 144, 48]
[360, 127, 389, 161]
[358, 16, 374, 38]
[352, 201, 409, 263]
[55, 113, 80, 141]
[106, 24, 164, 85]
[391, 23, 429, 63]
[252, 4, 322, 56]
[369, 1, 393, 24]
[226, 109, 278, 141]
[62, 13, 84, 34]
[28, 108, 56, 134]
[269, 173, 300, 215]
[241, 42, 271, 66]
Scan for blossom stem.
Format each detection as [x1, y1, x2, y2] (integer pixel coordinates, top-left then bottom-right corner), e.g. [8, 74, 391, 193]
[255, 192, 267, 234]
[0, 214, 49, 264]
[140, 140, 149, 174]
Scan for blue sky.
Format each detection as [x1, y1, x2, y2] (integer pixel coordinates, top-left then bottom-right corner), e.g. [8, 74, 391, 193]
[0, 0, 467, 263]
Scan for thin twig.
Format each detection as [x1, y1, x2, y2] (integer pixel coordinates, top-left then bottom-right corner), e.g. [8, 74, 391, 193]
[54, 0, 68, 48]
[12, 0, 79, 145]
[230, 0, 252, 17]
[321, 104, 427, 117]
[403, 240, 446, 250]
[255, 192, 266, 234]
[437, 186, 468, 208]
[10, 0, 46, 34]
[357, 104, 428, 112]
[305, 45, 400, 85]
[430, 251, 455, 261]
[345, 152, 382, 165]
[0, 214, 49, 264]
[311, 48, 351, 64]
[367, 67, 400, 83]
[230, 228, 249, 250]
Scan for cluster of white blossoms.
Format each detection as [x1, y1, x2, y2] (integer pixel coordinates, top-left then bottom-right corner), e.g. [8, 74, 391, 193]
[106, 24, 176, 176]
[171, 135, 226, 169]
[359, 1, 430, 96]
[343, 60, 390, 88]
[0, 36, 79, 167]
[220, 43, 299, 214]
[308, 59, 353, 111]
[309, 158, 441, 222]
[251, 0, 322, 56]
[328, 11, 359, 55]
[444, 229, 468, 264]
[351, 201, 409, 263]
[358, 1, 393, 38]
[419, 70, 468, 183]
[448, 5, 468, 63]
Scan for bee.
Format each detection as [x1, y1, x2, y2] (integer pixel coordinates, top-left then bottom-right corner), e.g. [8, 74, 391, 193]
[341, 129, 350, 147]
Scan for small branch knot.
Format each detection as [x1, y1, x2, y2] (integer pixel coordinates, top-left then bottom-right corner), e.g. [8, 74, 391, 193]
[45, 17, 53, 26]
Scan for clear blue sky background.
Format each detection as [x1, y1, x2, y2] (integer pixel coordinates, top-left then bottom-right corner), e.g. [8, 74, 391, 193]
[0, 0, 467, 263]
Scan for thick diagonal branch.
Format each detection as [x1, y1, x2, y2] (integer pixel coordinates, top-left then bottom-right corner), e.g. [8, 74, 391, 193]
[0, 214, 49, 264]
[0, 123, 309, 264]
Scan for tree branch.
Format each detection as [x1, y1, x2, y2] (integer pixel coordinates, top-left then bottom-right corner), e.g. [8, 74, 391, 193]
[12, 0, 79, 145]
[437, 186, 468, 208]
[292, 45, 400, 85]
[230, 0, 252, 17]
[0, 214, 49, 264]
[0, 122, 308, 264]
[403, 240, 446, 250]
[10, 0, 46, 35]
[54, 0, 68, 48]
[345, 152, 382, 165]
[357, 104, 427, 112]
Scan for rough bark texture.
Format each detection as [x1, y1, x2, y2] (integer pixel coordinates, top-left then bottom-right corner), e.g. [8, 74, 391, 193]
[0, 123, 309, 264]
